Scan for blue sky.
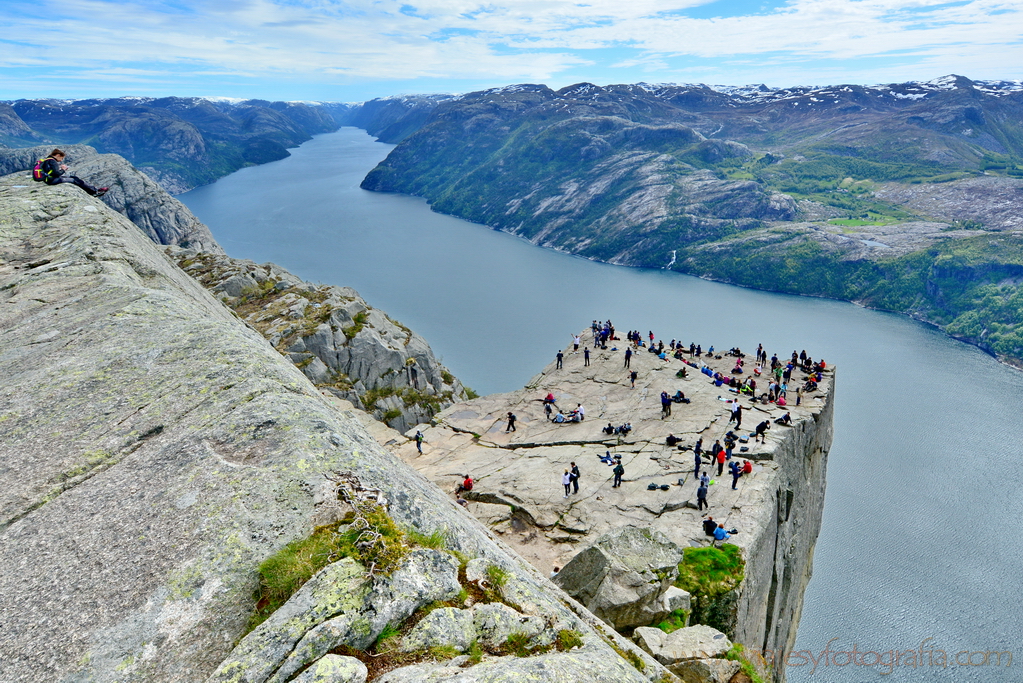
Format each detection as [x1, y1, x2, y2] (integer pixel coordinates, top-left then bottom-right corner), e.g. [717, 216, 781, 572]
[1, 0, 1021, 101]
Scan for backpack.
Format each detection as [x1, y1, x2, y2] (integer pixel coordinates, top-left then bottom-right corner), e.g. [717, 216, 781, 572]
[32, 158, 52, 182]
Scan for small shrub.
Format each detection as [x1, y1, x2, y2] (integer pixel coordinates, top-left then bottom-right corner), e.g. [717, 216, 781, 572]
[246, 503, 411, 633]
[502, 632, 533, 657]
[625, 649, 646, 672]
[429, 645, 460, 660]
[485, 564, 509, 589]
[441, 370, 455, 385]
[726, 642, 769, 683]
[464, 386, 479, 399]
[342, 311, 370, 338]
[382, 408, 402, 422]
[654, 609, 689, 634]
[375, 623, 401, 652]
[555, 629, 584, 651]
[466, 640, 483, 665]
[406, 528, 447, 549]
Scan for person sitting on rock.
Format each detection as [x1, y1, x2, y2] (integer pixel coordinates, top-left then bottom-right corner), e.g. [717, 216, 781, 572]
[666, 433, 680, 447]
[774, 412, 792, 425]
[36, 149, 108, 197]
[603, 422, 616, 435]
[552, 411, 567, 423]
[455, 474, 473, 495]
[703, 516, 717, 536]
[713, 524, 738, 544]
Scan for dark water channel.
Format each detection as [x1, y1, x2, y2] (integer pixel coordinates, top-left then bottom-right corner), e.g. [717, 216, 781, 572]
[181, 128, 1022, 682]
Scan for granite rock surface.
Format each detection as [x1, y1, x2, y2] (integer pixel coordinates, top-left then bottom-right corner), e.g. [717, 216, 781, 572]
[0, 176, 669, 682]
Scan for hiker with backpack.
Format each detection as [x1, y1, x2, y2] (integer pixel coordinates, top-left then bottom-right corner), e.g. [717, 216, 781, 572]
[34, 150, 108, 197]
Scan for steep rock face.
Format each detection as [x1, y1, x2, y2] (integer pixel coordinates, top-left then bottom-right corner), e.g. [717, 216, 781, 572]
[0, 178, 669, 683]
[168, 249, 470, 433]
[0, 146, 222, 252]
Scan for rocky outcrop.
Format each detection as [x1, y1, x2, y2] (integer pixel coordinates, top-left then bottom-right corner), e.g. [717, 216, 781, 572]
[0, 176, 671, 682]
[554, 526, 686, 631]
[390, 331, 835, 681]
[168, 249, 469, 433]
[0, 146, 222, 252]
[633, 625, 740, 683]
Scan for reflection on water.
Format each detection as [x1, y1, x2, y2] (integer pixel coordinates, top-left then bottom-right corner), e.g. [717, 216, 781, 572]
[181, 128, 1022, 682]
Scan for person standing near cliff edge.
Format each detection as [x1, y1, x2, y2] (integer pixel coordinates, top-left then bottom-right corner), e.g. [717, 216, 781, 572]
[556, 350, 563, 369]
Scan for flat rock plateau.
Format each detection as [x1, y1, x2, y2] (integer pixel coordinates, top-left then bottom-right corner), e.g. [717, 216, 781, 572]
[394, 336, 834, 663]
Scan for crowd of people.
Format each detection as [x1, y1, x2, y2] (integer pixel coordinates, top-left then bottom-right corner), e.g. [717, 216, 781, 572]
[446, 322, 826, 549]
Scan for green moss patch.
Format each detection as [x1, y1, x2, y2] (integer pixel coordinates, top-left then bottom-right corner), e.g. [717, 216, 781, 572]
[675, 543, 745, 597]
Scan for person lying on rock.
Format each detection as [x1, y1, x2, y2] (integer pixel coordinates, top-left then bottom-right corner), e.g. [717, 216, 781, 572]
[36, 149, 108, 197]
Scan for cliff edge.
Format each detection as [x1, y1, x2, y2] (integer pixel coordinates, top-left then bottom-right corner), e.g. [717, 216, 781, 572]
[393, 334, 834, 681]
[0, 145, 222, 252]
[0, 175, 671, 681]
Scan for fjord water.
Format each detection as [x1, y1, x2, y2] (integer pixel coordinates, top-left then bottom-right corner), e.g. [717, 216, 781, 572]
[181, 128, 1022, 682]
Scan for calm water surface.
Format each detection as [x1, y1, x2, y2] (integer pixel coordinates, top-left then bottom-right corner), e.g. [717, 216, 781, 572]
[181, 128, 1022, 682]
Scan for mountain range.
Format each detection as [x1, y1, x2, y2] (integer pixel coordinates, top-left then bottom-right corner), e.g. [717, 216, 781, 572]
[356, 75, 1023, 366]
[5, 76, 1022, 365]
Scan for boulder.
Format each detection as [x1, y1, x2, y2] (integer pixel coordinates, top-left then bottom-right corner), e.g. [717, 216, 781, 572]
[554, 526, 684, 630]
[374, 648, 655, 682]
[670, 657, 741, 683]
[633, 625, 732, 664]
[663, 586, 691, 614]
[400, 607, 476, 653]
[471, 603, 546, 649]
[263, 550, 461, 683]
[291, 655, 368, 683]
[215, 272, 259, 298]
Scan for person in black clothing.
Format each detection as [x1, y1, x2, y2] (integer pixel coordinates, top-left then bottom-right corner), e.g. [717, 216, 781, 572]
[556, 350, 564, 369]
[703, 516, 717, 536]
[38, 150, 108, 196]
[506, 412, 516, 432]
[697, 482, 708, 510]
[624, 347, 632, 368]
[570, 462, 581, 494]
[612, 460, 624, 487]
[584, 347, 590, 366]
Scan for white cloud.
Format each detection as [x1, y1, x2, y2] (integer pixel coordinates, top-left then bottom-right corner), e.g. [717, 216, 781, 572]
[1, 0, 1021, 88]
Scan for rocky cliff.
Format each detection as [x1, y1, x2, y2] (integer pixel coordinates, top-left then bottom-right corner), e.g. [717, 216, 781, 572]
[166, 248, 472, 433]
[391, 335, 834, 681]
[0, 171, 674, 682]
[0, 145, 222, 252]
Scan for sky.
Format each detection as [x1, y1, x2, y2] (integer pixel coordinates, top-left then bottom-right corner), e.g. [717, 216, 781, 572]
[2, 0, 1022, 102]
